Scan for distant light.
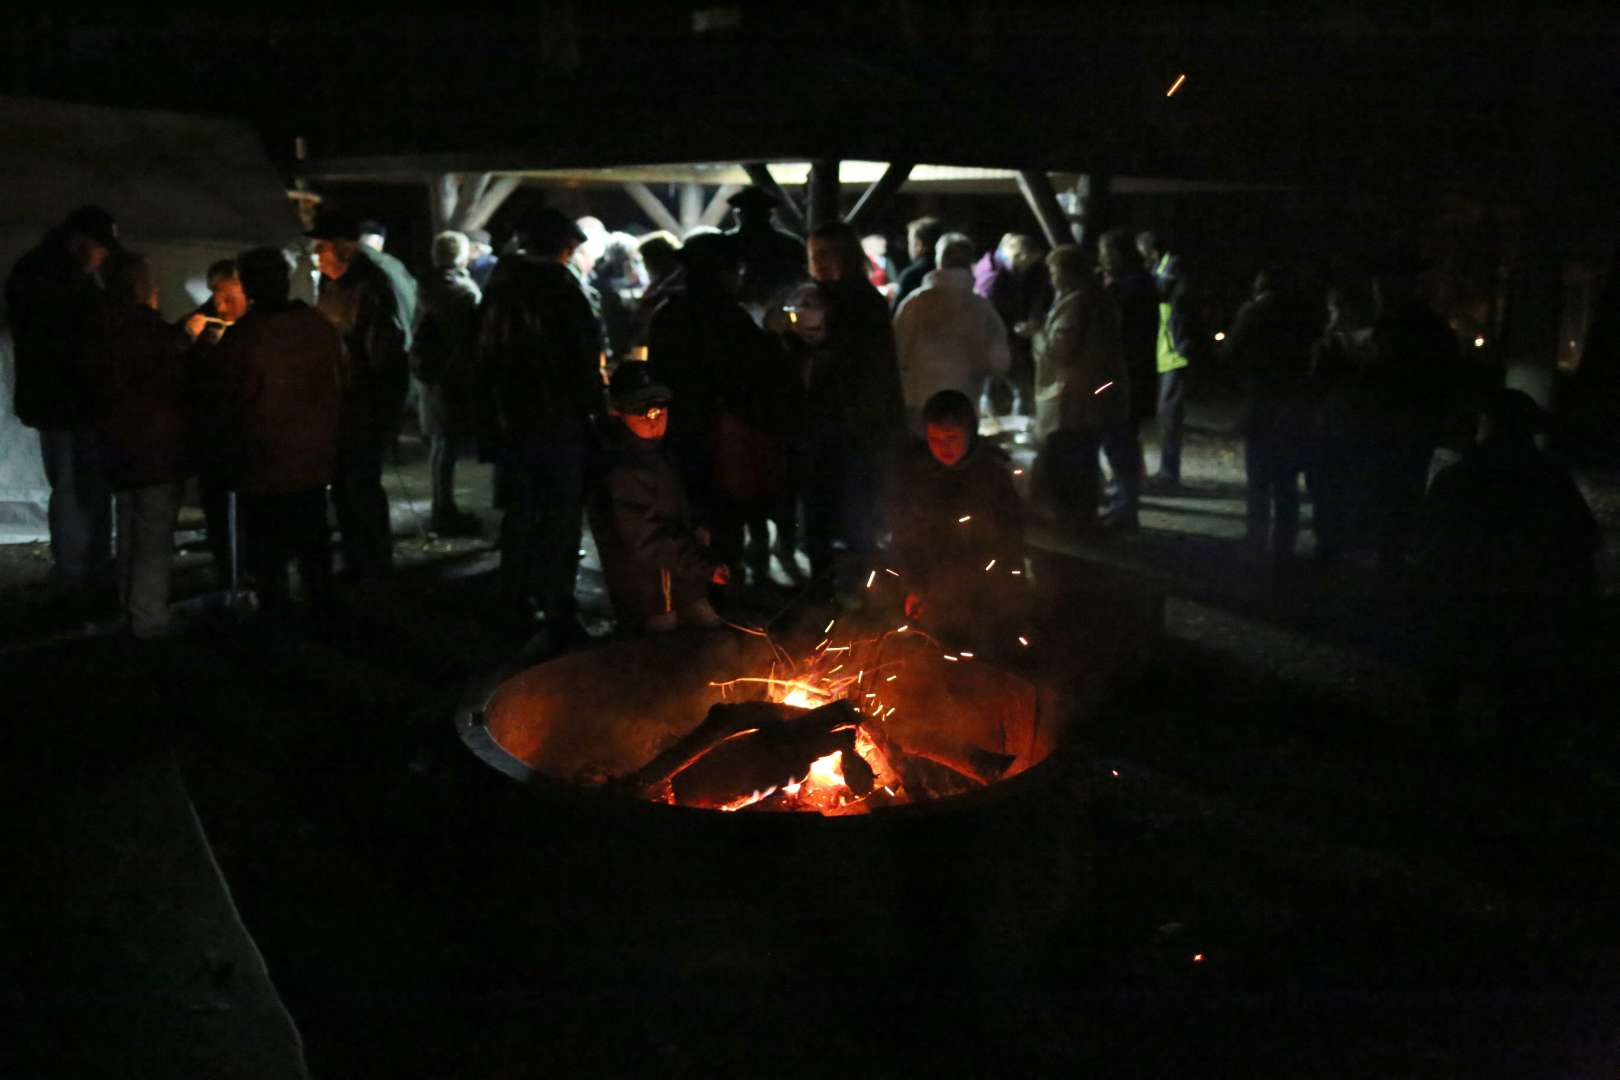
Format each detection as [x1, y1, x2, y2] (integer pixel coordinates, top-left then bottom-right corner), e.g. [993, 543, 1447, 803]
[1473, 336, 1486, 348]
[1166, 73, 1187, 97]
[1213, 331, 1226, 342]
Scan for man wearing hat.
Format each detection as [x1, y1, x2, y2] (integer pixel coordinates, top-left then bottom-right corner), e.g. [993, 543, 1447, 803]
[5, 205, 124, 604]
[475, 207, 606, 638]
[588, 363, 728, 634]
[725, 185, 808, 316]
[307, 207, 413, 579]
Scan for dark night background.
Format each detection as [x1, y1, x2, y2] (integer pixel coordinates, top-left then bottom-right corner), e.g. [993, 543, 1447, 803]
[7, 5, 1620, 1078]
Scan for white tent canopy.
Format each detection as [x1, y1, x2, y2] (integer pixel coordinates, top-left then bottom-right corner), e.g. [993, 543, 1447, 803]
[1, 96, 307, 541]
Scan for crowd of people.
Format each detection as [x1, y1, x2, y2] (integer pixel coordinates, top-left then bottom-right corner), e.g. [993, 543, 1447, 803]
[4, 194, 1603, 726]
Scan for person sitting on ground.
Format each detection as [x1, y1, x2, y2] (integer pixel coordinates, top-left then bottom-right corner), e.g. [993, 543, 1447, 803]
[887, 390, 1026, 655]
[588, 363, 730, 635]
[213, 247, 346, 613]
[82, 252, 209, 638]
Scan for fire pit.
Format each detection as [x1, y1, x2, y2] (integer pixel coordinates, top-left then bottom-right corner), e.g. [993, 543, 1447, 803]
[458, 622, 1059, 816]
[450, 556, 1160, 977]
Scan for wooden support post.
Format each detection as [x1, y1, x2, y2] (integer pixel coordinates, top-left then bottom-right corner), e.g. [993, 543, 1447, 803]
[429, 173, 459, 234]
[699, 184, 743, 229]
[622, 182, 683, 235]
[1016, 169, 1071, 250]
[457, 176, 521, 232]
[846, 162, 915, 233]
[807, 158, 842, 231]
[1072, 173, 1109, 250]
[679, 183, 706, 231]
[740, 163, 807, 234]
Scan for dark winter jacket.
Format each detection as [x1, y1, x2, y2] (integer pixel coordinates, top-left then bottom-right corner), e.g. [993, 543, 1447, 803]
[1107, 268, 1160, 422]
[1366, 299, 1464, 449]
[410, 267, 481, 437]
[1222, 289, 1318, 433]
[211, 301, 345, 493]
[316, 249, 409, 442]
[4, 231, 103, 430]
[730, 220, 807, 310]
[1418, 437, 1599, 603]
[892, 254, 934, 311]
[81, 299, 193, 490]
[587, 422, 721, 624]
[475, 256, 605, 446]
[887, 437, 1025, 600]
[803, 278, 904, 445]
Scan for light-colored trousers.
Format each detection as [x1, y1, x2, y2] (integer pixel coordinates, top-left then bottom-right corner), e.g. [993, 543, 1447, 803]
[115, 481, 183, 637]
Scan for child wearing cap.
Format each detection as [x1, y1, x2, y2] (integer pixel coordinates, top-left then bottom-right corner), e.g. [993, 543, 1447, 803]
[588, 363, 730, 634]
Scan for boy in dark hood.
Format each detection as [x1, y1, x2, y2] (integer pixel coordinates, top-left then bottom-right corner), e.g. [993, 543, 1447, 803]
[886, 391, 1027, 653]
[588, 363, 730, 634]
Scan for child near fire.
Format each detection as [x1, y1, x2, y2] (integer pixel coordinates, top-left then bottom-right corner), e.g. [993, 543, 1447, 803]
[589, 362, 730, 634]
[886, 390, 1028, 655]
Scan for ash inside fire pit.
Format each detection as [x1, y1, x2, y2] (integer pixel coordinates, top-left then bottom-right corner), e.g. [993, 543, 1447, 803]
[465, 623, 1055, 815]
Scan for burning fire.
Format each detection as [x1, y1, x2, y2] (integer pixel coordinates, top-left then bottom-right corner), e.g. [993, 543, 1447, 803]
[698, 625, 919, 815]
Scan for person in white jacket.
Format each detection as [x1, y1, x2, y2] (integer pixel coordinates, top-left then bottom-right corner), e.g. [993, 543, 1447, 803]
[893, 232, 1011, 430]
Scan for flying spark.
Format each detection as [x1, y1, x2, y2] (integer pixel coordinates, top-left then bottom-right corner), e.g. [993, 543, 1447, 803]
[985, 559, 997, 571]
[1094, 381, 1114, 395]
[1192, 953, 1205, 963]
[1213, 331, 1226, 342]
[960, 651, 974, 659]
[885, 675, 898, 682]
[824, 618, 835, 633]
[958, 515, 972, 523]
[1166, 72, 1187, 97]
[1473, 335, 1486, 348]
[1018, 636, 1030, 646]
[865, 570, 876, 589]
[1012, 468, 1025, 476]
[896, 625, 909, 633]
[885, 568, 900, 576]
[943, 654, 959, 662]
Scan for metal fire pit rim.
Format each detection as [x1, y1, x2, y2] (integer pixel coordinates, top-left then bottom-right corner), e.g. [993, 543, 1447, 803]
[454, 660, 1076, 824]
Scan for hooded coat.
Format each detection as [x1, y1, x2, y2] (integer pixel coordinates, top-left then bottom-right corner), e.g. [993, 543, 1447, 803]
[893, 266, 1011, 413]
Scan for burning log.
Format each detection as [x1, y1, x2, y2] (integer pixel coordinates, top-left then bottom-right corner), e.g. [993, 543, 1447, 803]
[614, 700, 864, 806]
[669, 701, 866, 809]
